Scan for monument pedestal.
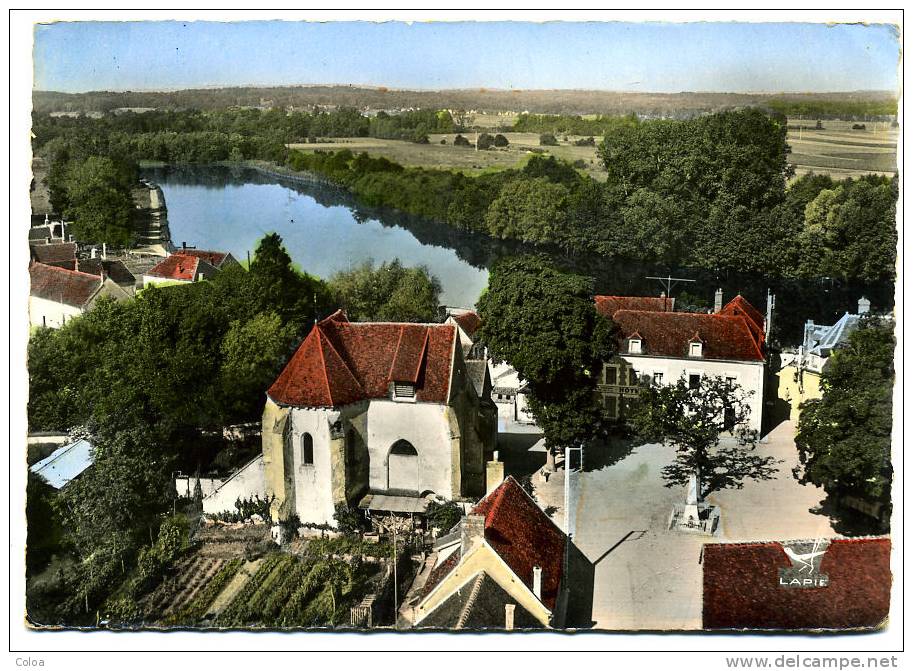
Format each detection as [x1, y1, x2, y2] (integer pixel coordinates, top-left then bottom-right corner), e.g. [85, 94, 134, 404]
[668, 472, 720, 536]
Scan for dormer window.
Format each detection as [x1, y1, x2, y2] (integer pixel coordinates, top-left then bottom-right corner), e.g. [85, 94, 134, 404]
[689, 342, 703, 357]
[628, 338, 642, 354]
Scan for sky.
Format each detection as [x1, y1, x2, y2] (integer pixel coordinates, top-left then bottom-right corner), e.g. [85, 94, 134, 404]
[33, 20, 900, 94]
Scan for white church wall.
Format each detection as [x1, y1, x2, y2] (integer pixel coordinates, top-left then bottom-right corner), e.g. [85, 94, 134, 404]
[202, 455, 267, 515]
[287, 407, 339, 527]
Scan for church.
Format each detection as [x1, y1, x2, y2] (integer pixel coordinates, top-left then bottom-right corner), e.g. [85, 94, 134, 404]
[260, 310, 497, 529]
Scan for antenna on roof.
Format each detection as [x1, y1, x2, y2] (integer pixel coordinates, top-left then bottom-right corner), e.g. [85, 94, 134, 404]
[645, 275, 695, 311]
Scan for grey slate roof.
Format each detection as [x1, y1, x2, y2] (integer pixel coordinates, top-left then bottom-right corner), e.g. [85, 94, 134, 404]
[30, 438, 94, 489]
[803, 312, 861, 357]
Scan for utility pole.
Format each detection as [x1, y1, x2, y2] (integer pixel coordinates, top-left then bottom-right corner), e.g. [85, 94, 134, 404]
[392, 524, 398, 629]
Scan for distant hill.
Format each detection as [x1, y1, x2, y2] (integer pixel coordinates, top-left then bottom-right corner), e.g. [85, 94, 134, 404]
[32, 86, 897, 118]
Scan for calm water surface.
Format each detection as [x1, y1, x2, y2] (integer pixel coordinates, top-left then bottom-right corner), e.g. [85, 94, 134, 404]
[143, 165, 893, 345]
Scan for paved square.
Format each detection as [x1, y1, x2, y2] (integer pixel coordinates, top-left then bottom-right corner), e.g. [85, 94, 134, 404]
[526, 421, 836, 630]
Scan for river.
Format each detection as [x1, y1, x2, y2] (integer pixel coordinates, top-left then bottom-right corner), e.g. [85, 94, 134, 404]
[141, 164, 894, 346]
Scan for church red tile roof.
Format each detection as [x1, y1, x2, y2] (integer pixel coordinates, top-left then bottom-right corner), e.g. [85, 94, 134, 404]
[703, 538, 891, 630]
[471, 476, 567, 611]
[451, 311, 482, 336]
[613, 310, 765, 362]
[30, 242, 77, 265]
[595, 295, 675, 318]
[268, 311, 456, 407]
[145, 253, 218, 282]
[29, 262, 101, 308]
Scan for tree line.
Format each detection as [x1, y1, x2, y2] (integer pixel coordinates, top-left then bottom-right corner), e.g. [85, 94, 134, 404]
[286, 109, 897, 282]
[512, 112, 640, 136]
[32, 107, 898, 281]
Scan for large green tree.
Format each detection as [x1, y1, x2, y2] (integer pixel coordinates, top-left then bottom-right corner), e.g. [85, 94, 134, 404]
[328, 258, 441, 322]
[630, 376, 778, 498]
[62, 156, 137, 246]
[477, 255, 616, 454]
[795, 318, 894, 528]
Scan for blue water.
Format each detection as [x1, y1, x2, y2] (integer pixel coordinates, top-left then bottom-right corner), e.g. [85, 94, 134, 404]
[144, 166, 490, 308]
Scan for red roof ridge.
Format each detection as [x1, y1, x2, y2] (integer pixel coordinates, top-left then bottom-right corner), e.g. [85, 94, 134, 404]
[315, 328, 335, 407]
[317, 325, 364, 404]
[735, 316, 765, 360]
[388, 325, 408, 382]
[319, 309, 349, 325]
[412, 328, 430, 381]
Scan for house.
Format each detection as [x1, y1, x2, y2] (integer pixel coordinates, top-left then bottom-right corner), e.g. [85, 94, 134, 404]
[29, 438, 94, 489]
[29, 262, 133, 328]
[260, 310, 497, 529]
[702, 537, 890, 630]
[775, 298, 872, 419]
[28, 222, 66, 244]
[46, 258, 137, 295]
[29, 242, 77, 265]
[443, 308, 493, 407]
[595, 291, 767, 433]
[444, 308, 534, 426]
[171, 246, 241, 271]
[411, 476, 567, 629]
[141, 251, 226, 287]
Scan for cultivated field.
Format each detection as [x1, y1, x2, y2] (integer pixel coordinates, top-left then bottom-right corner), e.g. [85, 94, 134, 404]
[785, 117, 898, 179]
[290, 116, 897, 185]
[289, 132, 607, 180]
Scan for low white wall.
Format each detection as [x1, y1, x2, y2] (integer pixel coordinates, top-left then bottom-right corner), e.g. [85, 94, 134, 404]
[175, 476, 223, 499]
[202, 455, 268, 515]
[29, 295, 83, 329]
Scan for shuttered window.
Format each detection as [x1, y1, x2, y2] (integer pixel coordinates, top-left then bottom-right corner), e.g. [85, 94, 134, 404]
[394, 383, 415, 398]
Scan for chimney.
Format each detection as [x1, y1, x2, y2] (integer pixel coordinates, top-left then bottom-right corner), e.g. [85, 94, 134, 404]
[461, 514, 485, 557]
[102, 242, 107, 260]
[713, 288, 723, 314]
[91, 247, 97, 259]
[182, 241, 187, 250]
[504, 604, 515, 631]
[532, 566, 543, 601]
[486, 453, 505, 495]
[858, 297, 871, 315]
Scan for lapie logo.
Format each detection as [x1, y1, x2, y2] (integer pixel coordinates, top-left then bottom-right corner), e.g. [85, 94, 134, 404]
[778, 539, 830, 588]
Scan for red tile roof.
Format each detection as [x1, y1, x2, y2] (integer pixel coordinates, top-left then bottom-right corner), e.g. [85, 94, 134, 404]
[29, 262, 101, 308]
[720, 295, 766, 347]
[451, 311, 482, 336]
[595, 295, 675, 318]
[613, 310, 765, 361]
[471, 476, 567, 611]
[703, 538, 891, 630]
[30, 242, 77, 265]
[268, 311, 456, 407]
[145, 253, 219, 281]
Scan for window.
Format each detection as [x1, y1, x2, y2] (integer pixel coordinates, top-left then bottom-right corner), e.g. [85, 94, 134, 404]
[689, 342, 703, 357]
[726, 376, 737, 391]
[346, 429, 358, 466]
[300, 433, 314, 465]
[604, 396, 618, 419]
[630, 369, 639, 385]
[653, 372, 664, 386]
[688, 374, 701, 390]
[394, 383, 415, 399]
[605, 367, 617, 385]
[628, 339, 642, 354]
